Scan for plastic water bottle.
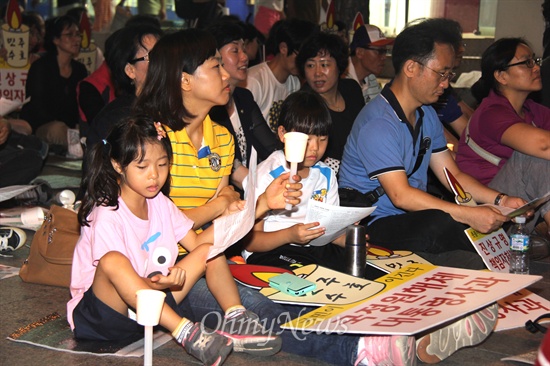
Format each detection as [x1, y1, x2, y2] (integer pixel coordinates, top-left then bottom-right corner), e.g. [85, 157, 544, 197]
[345, 224, 367, 277]
[509, 216, 530, 274]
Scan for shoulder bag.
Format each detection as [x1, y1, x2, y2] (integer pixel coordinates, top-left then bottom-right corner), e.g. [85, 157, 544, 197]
[19, 205, 80, 288]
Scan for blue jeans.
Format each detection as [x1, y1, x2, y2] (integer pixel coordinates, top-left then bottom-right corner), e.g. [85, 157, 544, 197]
[177, 278, 360, 365]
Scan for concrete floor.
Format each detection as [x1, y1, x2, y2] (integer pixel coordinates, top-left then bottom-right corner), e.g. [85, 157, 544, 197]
[1, 233, 549, 366]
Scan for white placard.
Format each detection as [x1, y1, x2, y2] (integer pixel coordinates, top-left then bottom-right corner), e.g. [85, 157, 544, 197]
[464, 227, 511, 272]
[495, 288, 550, 331]
[282, 264, 541, 335]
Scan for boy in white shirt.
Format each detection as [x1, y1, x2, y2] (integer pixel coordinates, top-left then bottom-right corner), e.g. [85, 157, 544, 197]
[242, 90, 347, 272]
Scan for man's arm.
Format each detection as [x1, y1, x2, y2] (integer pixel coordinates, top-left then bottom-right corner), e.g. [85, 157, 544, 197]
[378, 150, 521, 233]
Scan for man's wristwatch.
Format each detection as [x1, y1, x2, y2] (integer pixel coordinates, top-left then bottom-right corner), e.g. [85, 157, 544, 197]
[494, 192, 507, 206]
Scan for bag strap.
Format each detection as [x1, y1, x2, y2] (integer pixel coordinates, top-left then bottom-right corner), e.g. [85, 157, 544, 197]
[526, 313, 550, 334]
[367, 129, 429, 202]
[465, 118, 502, 166]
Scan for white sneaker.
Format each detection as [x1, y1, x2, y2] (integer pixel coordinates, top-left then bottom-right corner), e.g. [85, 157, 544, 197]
[416, 303, 498, 363]
[355, 335, 416, 366]
[0, 227, 26, 253]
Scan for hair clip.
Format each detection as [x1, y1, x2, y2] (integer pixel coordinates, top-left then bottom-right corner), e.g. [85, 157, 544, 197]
[102, 139, 107, 145]
[154, 122, 166, 140]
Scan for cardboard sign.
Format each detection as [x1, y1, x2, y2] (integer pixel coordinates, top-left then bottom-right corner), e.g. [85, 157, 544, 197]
[464, 227, 510, 272]
[495, 288, 550, 331]
[260, 264, 386, 306]
[367, 245, 431, 273]
[281, 264, 541, 335]
[230, 263, 385, 306]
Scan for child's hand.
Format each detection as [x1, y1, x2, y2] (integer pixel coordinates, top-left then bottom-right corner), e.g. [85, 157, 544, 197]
[265, 172, 303, 210]
[289, 222, 325, 244]
[224, 199, 246, 216]
[149, 267, 186, 289]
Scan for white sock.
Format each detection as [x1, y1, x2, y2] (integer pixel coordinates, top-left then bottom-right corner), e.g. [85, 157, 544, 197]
[225, 305, 246, 318]
[172, 318, 193, 344]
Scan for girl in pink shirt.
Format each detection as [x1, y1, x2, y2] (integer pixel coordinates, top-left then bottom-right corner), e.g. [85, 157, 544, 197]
[69, 115, 295, 365]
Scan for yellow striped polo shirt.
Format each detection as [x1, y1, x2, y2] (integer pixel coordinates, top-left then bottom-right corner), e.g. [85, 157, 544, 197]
[166, 115, 235, 211]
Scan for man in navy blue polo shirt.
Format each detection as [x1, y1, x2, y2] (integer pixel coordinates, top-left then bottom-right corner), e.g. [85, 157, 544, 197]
[339, 18, 526, 266]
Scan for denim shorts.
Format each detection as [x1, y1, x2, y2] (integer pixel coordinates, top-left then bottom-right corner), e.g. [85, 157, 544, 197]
[72, 287, 178, 341]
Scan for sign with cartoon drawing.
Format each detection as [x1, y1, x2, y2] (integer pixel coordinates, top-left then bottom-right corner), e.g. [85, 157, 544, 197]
[367, 244, 430, 273]
[230, 263, 386, 306]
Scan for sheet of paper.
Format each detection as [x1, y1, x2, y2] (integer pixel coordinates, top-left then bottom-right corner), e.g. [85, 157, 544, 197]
[208, 149, 258, 259]
[305, 200, 376, 246]
[0, 96, 30, 116]
[494, 191, 550, 218]
[0, 185, 36, 202]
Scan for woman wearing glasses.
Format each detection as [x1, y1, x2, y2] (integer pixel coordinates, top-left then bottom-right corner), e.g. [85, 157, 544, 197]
[21, 15, 88, 150]
[84, 24, 163, 154]
[457, 38, 550, 235]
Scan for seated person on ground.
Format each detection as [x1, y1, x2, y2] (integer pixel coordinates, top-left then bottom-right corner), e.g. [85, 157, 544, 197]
[457, 37, 550, 237]
[338, 18, 526, 269]
[242, 90, 349, 273]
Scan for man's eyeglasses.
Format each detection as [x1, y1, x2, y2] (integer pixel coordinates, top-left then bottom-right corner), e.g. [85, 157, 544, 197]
[61, 32, 82, 39]
[364, 47, 388, 56]
[128, 54, 149, 64]
[416, 61, 456, 82]
[504, 57, 542, 70]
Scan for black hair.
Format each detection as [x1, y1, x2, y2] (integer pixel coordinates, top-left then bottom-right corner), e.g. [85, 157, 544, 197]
[65, 6, 86, 23]
[296, 32, 349, 79]
[242, 21, 265, 45]
[22, 11, 45, 53]
[105, 24, 163, 96]
[392, 17, 462, 75]
[278, 90, 332, 136]
[471, 38, 531, 102]
[43, 15, 79, 54]
[265, 19, 319, 57]
[78, 115, 173, 226]
[207, 18, 245, 50]
[125, 14, 162, 29]
[134, 28, 217, 131]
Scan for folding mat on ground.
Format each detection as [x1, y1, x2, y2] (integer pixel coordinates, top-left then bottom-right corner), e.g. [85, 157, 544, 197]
[7, 312, 172, 357]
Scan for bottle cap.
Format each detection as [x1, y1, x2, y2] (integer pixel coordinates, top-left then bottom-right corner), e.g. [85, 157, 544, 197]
[345, 224, 366, 246]
[515, 216, 526, 224]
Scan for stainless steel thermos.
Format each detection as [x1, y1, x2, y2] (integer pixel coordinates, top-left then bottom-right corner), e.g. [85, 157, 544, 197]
[345, 224, 367, 277]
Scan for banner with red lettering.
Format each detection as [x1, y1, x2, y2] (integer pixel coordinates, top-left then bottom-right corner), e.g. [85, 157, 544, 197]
[282, 264, 541, 335]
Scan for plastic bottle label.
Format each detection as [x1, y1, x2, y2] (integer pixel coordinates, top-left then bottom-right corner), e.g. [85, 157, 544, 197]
[510, 234, 529, 252]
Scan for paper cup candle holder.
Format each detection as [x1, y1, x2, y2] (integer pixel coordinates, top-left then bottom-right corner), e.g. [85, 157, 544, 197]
[284, 131, 308, 210]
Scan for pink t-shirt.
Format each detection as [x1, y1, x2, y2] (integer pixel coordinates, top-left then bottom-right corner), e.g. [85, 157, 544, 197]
[457, 90, 550, 184]
[67, 193, 193, 329]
